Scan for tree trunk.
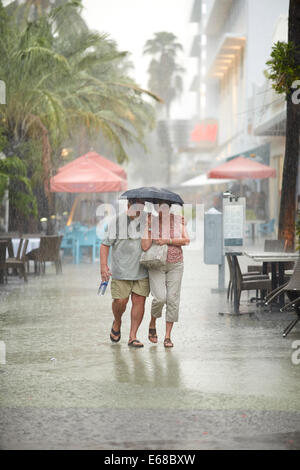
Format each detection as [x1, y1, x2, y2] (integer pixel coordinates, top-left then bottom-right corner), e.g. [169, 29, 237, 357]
[278, 0, 300, 250]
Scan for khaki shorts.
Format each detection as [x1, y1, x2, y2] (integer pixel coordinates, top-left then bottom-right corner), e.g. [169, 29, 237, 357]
[111, 278, 150, 299]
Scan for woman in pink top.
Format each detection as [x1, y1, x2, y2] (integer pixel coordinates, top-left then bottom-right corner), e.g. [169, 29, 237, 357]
[141, 201, 190, 348]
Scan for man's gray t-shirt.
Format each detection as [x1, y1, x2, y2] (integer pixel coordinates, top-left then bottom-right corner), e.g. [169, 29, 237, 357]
[101, 212, 148, 281]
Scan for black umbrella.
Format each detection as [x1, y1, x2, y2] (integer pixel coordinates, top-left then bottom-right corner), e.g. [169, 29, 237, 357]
[120, 186, 184, 205]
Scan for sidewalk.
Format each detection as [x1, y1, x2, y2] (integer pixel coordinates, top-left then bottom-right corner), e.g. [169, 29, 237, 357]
[0, 246, 300, 449]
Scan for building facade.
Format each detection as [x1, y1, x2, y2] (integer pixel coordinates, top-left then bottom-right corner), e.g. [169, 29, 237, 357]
[188, 0, 291, 228]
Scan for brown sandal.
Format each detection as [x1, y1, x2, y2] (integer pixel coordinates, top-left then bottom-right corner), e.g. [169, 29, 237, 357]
[148, 328, 158, 343]
[128, 339, 144, 348]
[110, 323, 121, 343]
[164, 338, 173, 348]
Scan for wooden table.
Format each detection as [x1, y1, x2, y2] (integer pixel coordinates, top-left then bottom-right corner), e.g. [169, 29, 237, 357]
[0, 234, 42, 257]
[11, 238, 40, 256]
[244, 251, 300, 308]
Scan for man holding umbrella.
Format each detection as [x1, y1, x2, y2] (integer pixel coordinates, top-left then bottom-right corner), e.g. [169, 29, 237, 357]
[118, 187, 188, 348]
[100, 198, 150, 348]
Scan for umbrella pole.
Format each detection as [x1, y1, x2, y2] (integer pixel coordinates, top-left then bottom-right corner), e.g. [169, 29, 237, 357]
[67, 195, 80, 226]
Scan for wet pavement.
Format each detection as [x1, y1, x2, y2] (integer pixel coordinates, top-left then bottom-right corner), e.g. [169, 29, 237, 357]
[0, 244, 300, 450]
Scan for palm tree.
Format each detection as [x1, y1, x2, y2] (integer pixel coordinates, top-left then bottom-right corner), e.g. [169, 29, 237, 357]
[5, 0, 86, 31]
[143, 32, 184, 119]
[2, 0, 159, 165]
[0, 0, 160, 229]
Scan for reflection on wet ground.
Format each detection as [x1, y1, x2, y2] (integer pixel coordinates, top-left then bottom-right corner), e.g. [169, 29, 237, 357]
[0, 248, 300, 449]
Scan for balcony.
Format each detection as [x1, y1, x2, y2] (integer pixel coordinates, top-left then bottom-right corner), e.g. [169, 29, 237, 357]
[190, 0, 203, 23]
[207, 33, 246, 78]
[190, 35, 201, 57]
[252, 82, 286, 136]
[205, 0, 233, 35]
[190, 75, 201, 92]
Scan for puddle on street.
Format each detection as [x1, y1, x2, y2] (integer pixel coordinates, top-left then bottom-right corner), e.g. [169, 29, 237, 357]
[0, 254, 299, 413]
[0, 253, 300, 451]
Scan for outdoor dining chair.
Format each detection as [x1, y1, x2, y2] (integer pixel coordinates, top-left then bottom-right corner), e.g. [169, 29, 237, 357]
[0, 239, 9, 284]
[26, 235, 63, 275]
[227, 254, 272, 307]
[15, 238, 24, 260]
[258, 218, 275, 237]
[5, 237, 23, 266]
[74, 226, 101, 264]
[60, 226, 77, 260]
[5, 238, 29, 282]
[236, 259, 272, 307]
[264, 257, 300, 337]
[226, 254, 269, 301]
[7, 239, 14, 258]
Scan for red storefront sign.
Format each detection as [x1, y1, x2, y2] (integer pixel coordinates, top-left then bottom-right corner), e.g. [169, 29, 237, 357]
[190, 121, 218, 144]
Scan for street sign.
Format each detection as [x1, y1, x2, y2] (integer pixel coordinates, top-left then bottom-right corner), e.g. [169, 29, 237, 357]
[223, 195, 246, 252]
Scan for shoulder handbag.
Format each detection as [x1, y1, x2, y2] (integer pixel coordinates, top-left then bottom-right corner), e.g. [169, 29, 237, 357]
[140, 243, 168, 269]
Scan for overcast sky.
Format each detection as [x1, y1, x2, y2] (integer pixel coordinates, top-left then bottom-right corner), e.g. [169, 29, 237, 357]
[81, 0, 197, 119]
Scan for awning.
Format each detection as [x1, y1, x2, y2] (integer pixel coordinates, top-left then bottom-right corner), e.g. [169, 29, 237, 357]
[181, 174, 234, 187]
[226, 143, 271, 165]
[50, 158, 127, 193]
[58, 151, 127, 180]
[253, 110, 286, 136]
[208, 34, 246, 78]
[207, 156, 276, 180]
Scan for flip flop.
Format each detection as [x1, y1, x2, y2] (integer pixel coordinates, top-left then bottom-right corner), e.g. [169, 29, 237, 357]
[148, 328, 158, 343]
[128, 339, 144, 348]
[164, 338, 174, 348]
[110, 324, 121, 343]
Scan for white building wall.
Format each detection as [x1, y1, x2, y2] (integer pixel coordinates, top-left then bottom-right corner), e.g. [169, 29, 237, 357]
[223, 0, 247, 35]
[246, 0, 289, 98]
[205, 0, 289, 162]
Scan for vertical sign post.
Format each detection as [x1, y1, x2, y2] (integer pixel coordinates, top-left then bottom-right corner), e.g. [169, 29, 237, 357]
[223, 194, 245, 251]
[219, 193, 253, 315]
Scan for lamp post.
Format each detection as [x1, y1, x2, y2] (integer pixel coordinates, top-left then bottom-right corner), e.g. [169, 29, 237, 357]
[40, 217, 48, 234]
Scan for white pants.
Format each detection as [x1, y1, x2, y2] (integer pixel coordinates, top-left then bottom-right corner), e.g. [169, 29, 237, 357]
[149, 262, 184, 323]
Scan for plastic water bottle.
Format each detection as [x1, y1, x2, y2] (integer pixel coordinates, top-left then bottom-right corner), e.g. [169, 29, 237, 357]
[98, 281, 108, 296]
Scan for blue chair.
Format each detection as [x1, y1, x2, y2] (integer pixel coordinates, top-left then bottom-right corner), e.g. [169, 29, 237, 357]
[74, 226, 102, 264]
[60, 224, 86, 262]
[258, 218, 275, 237]
[60, 226, 77, 259]
[61, 223, 109, 264]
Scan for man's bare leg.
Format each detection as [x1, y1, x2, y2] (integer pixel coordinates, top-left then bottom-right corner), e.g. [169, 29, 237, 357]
[129, 293, 146, 346]
[111, 298, 128, 341]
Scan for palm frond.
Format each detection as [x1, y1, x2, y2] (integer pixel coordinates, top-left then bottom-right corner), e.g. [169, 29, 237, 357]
[111, 81, 163, 103]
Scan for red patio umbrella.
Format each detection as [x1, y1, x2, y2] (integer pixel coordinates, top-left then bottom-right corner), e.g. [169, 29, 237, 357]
[58, 151, 127, 180]
[207, 156, 276, 180]
[50, 158, 127, 193]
